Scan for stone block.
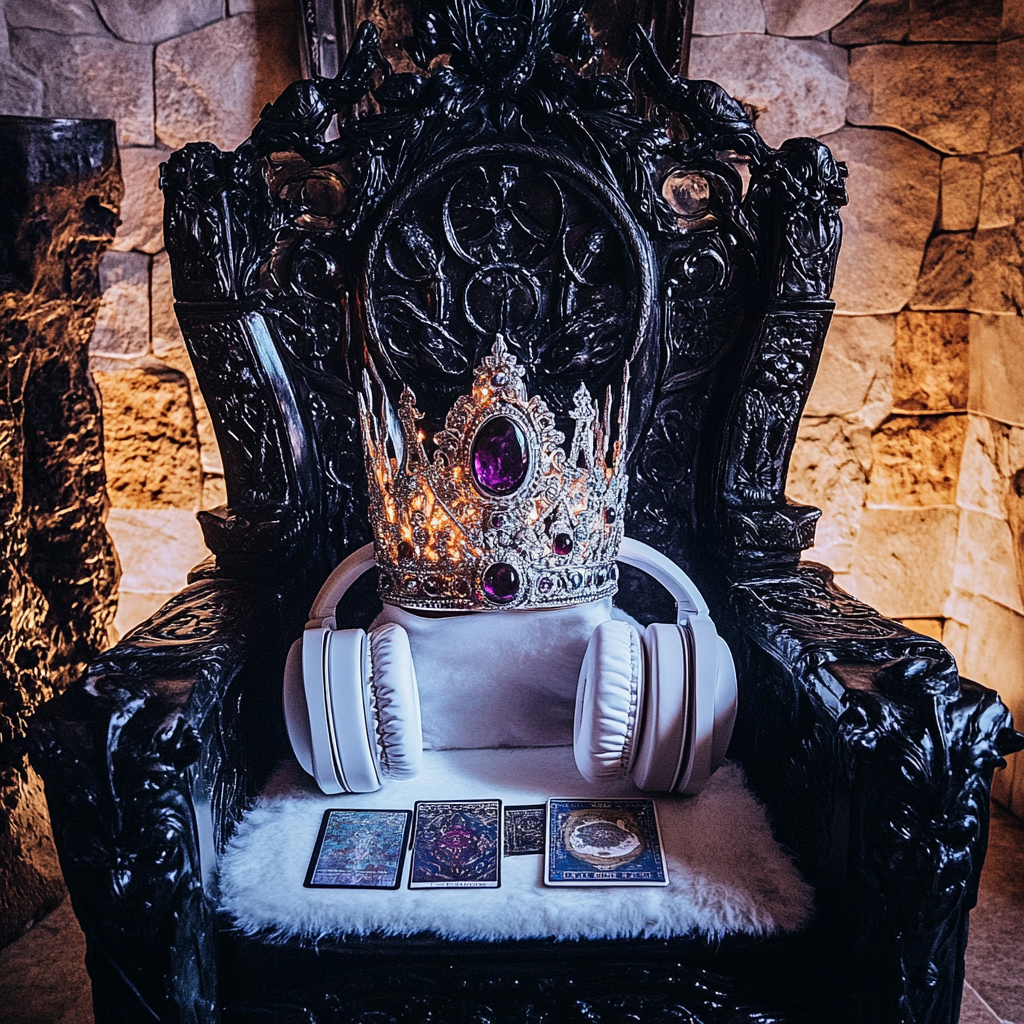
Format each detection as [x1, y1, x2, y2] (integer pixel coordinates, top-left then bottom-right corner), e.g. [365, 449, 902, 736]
[956, 414, 1011, 518]
[909, 0, 1001, 41]
[958, 595, 1024, 733]
[805, 314, 894, 423]
[0, 59, 43, 117]
[849, 507, 960, 617]
[969, 314, 1024, 426]
[93, 366, 202, 510]
[868, 414, 968, 506]
[970, 226, 1024, 314]
[820, 127, 940, 315]
[979, 154, 1024, 231]
[762, 0, 863, 37]
[692, 0, 765, 35]
[111, 148, 167, 254]
[156, 12, 299, 152]
[150, 251, 184, 355]
[106, 508, 209, 595]
[940, 156, 982, 232]
[787, 416, 868, 573]
[159, 346, 224, 477]
[1005, 0, 1024, 39]
[896, 618, 944, 640]
[832, 0, 909, 44]
[910, 233, 974, 312]
[94, 0, 225, 45]
[892, 311, 969, 412]
[951, 509, 1023, 614]
[990, 39, 1024, 154]
[203, 472, 228, 508]
[91, 251, 151, 356]
[688, 34, 847, 149]
[847, 43, 995, 154]
[10, 29, 155, 148]
[4, 0, 108, 35]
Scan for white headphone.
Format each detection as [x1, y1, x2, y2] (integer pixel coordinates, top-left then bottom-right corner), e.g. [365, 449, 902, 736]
[283, 537, 737, 796]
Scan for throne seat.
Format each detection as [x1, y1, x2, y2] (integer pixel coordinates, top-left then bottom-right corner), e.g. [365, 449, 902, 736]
[218, 746, 814, 944]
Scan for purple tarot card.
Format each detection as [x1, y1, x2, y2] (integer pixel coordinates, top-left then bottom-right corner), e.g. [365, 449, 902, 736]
[409, 799, 501, 888]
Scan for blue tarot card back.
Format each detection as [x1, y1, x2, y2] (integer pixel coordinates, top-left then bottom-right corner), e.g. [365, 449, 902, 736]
[305, 809, 412, 888]
[545, 798, 669, 886]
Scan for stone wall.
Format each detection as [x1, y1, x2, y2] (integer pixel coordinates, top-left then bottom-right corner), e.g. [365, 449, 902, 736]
[0, 0, 1021, 812]
[0, 0, 299, 635]
[689, 0, 1024, 815]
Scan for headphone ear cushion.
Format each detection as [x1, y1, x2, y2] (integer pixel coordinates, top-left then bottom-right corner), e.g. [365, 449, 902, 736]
[574, 619, 644, 783]
[368, 623, 423, 780]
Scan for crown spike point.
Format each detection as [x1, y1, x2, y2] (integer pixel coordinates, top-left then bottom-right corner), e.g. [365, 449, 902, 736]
[358, 345, 631, 611]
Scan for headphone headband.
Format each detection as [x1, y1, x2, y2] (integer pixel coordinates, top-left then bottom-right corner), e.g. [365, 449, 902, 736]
[308, 538, 709, 629]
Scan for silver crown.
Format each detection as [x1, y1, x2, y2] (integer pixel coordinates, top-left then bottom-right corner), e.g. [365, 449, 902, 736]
[358, 337, 629, 611]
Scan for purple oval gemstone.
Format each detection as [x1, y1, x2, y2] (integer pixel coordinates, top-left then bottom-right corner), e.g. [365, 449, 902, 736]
[472, 416, 529, 496]
[553, 532, 573, 556]
[482, 562, 520, 603]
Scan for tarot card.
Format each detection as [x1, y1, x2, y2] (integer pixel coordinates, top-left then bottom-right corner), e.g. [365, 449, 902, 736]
[544, 798, 669, 887]
[504, 804, 545, 856]
[409, 799, 501, 888]
[304, 809, 412, 889]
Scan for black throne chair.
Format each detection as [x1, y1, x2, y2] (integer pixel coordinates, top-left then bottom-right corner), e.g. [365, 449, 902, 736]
[30, 4, 1022, 1023]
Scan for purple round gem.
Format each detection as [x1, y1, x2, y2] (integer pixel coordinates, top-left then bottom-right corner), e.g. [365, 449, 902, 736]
[482, 562, 520, 603]
[553, 532, 573, 556]
[472, 416, 529, 496]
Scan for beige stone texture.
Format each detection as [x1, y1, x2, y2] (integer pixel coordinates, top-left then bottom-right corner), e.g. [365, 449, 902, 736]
[688, 35, 848, 149]
[203, 473, 228, 509]
[910, 233, 973, 312]
[950, 509, 1024, 615]
[1004, 0, 1024, 39]
[958, 596, 1024, 772]
[0, 55, 43, 117]
[4, 0, 107, 36]
[106, 508, 210, 630]
[969, 314, 1024, 425]
[940, 156, 982, 233]
[820, 127, 940, 315]
[9, 29, 155, 147]
[94, 0, 225, 45]
[156, 12, 299, 151]
[150, 252, 224, 477]
[979, 153, 1024, 231]
[787, 416, 869, 573]
[970, 226, 1024, 314]
[151, 251, 184, 355]
[896, 618, 944, 641]
[892, 312, 969, 413]
[93, 367, 203, 510]
[762, 0, 862, 38]
[847, 43, 995, 155]
[91, 251, 151, 356]
[805, 314, 894, 424]
[909, 0, 1001, 41]
[848, 507, 960, 617]
[991, 39, 1024, 154]
[868, 414, 968, 507]
[832, 0, 909, 44]
[957, 414, 1012, 518]
[111, 148, 168, 254]
[692, 0, 765, 35]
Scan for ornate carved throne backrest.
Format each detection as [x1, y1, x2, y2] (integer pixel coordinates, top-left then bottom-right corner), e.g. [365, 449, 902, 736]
[162, 0, 847, 605]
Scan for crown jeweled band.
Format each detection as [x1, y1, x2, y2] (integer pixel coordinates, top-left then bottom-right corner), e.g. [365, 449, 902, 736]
[358, 337, 629, 611]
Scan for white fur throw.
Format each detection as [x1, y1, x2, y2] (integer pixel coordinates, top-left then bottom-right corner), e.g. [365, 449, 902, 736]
[218, 746, 814, 942]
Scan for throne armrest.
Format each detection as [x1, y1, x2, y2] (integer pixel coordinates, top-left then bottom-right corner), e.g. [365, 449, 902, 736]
[30, 575, 280, 1024]
[728, 561, 1022, 1024]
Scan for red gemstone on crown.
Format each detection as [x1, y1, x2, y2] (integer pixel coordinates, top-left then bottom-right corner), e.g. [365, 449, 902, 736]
[472, 416, 528, 496]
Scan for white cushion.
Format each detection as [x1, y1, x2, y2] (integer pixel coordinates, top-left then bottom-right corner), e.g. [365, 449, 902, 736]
[368, 623, 422, 779]
[373, 599, 621, 750]
[218, 746, 814, 942]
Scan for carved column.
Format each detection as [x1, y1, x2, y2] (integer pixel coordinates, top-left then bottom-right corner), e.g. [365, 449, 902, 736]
[0, 116, 121, 945]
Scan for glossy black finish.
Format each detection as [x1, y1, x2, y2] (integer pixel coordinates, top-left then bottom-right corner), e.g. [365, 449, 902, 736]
[29, 3, 1022, 1023]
